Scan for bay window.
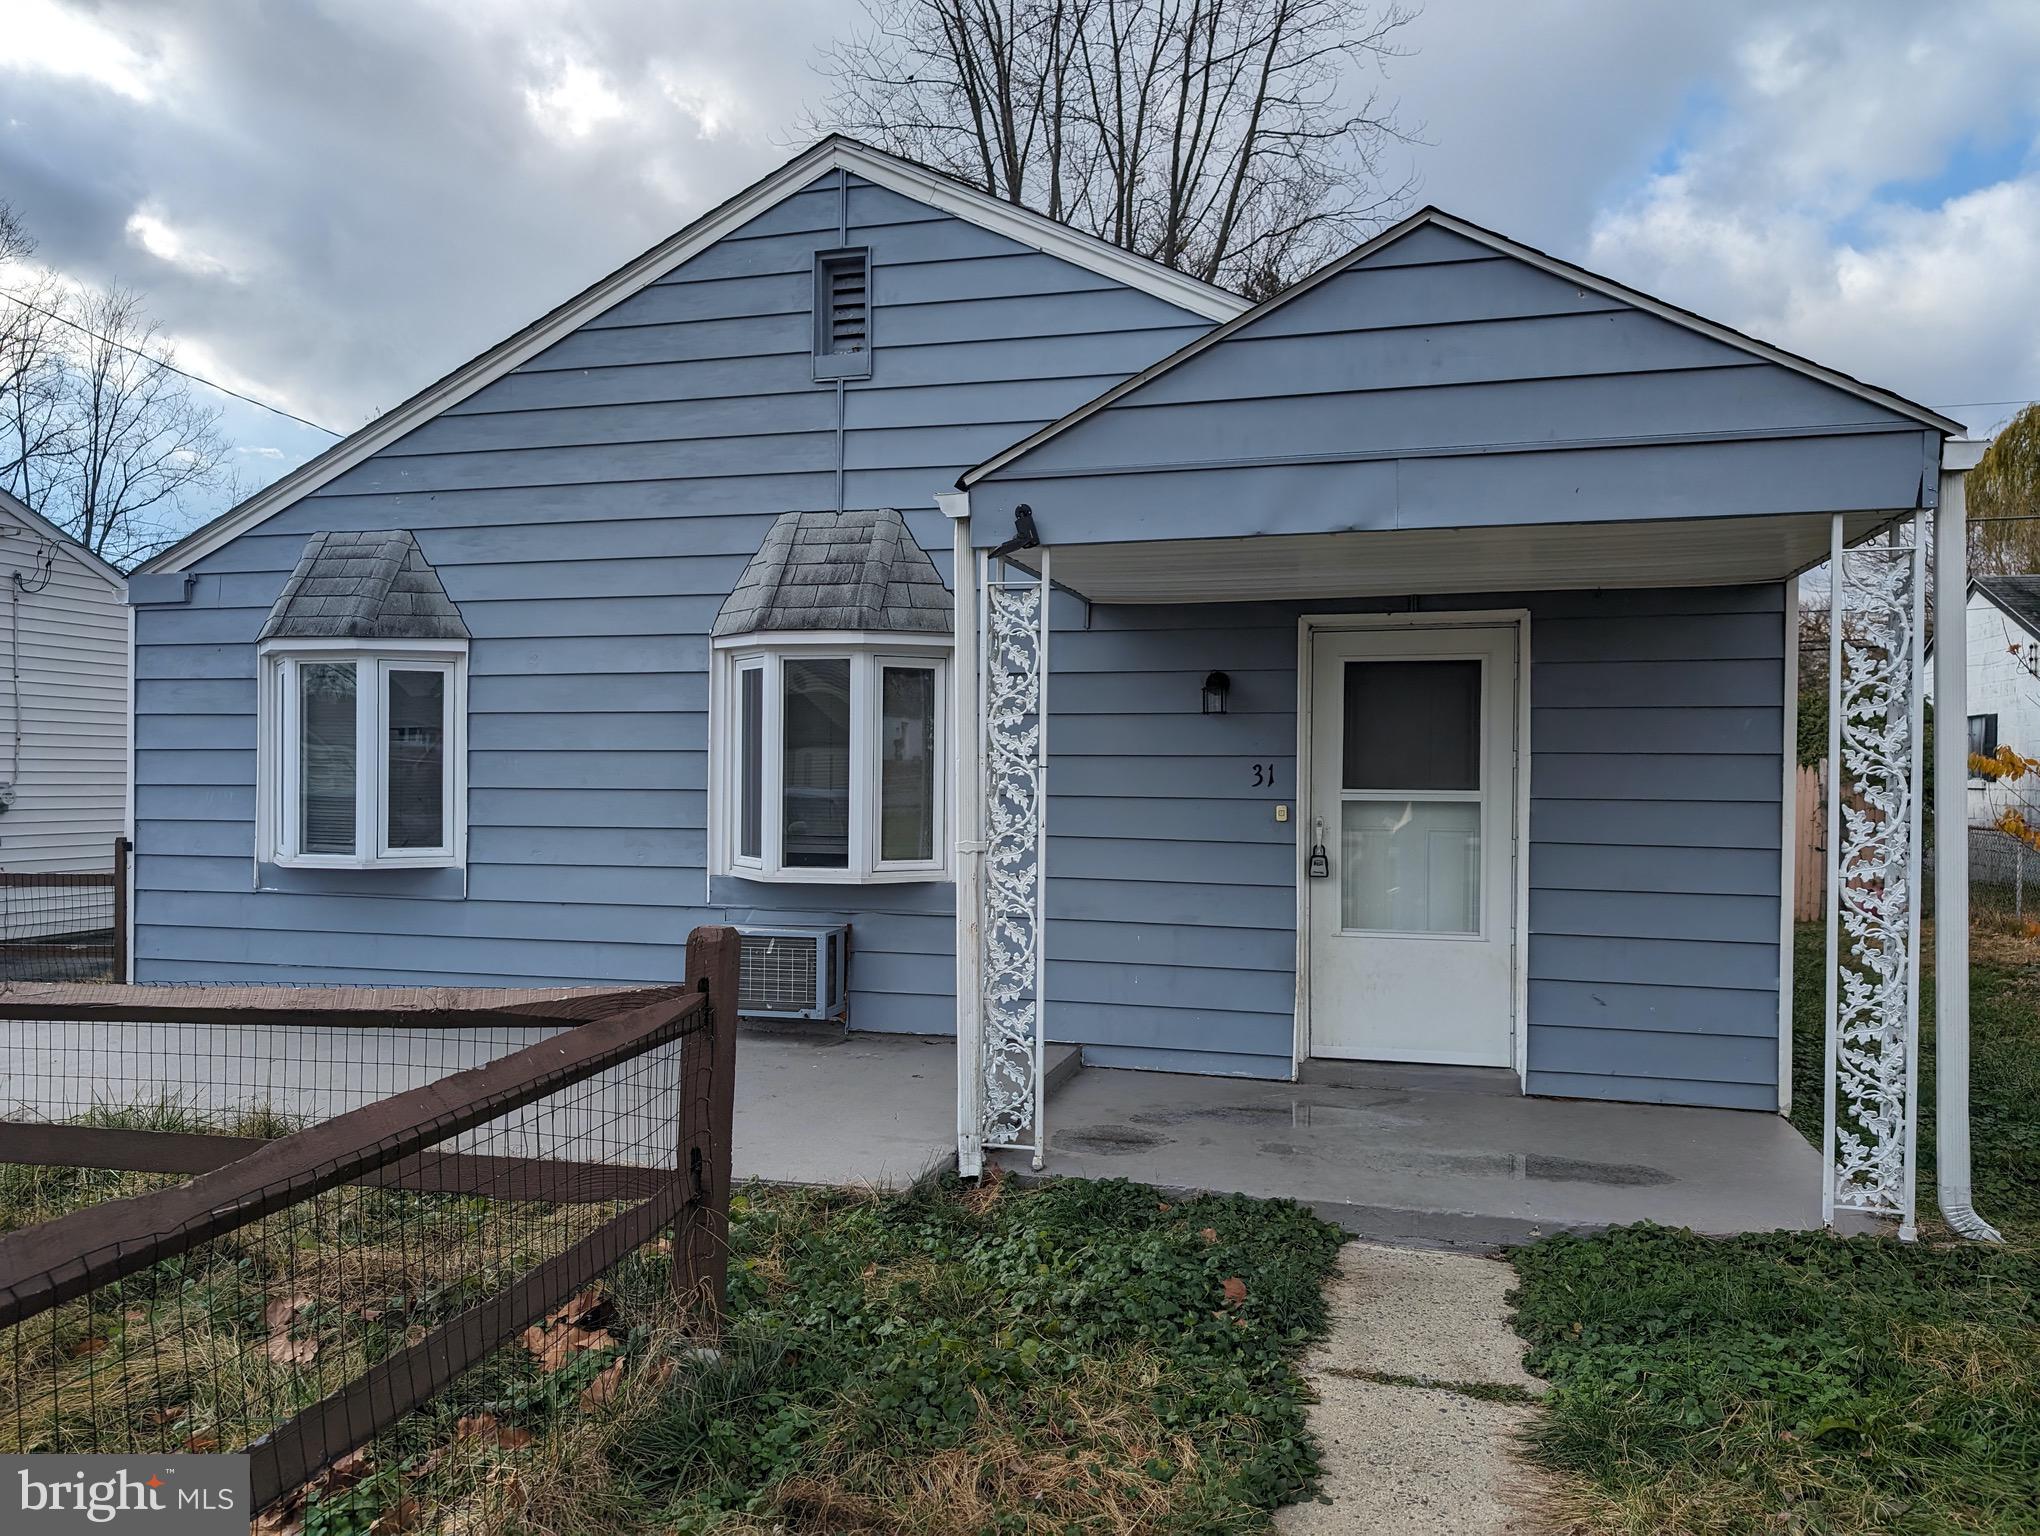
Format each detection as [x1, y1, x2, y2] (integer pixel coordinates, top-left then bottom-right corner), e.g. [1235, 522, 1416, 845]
[714, 637, 947, 882]
[260, 641, 468, 868]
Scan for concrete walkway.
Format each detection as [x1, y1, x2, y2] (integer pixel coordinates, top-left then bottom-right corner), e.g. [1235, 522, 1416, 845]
[1279, 1242, 1550, 1536]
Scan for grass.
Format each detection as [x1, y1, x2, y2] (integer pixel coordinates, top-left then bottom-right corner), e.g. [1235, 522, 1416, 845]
[3, 1162, 1345, 1535]
[1509, 923, 2040, 1534]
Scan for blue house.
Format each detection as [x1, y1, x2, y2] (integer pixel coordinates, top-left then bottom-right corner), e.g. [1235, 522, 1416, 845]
[127, 138, 1983, 1209]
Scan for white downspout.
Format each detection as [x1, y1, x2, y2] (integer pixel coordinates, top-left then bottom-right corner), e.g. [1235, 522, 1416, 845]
[940, 490, 987, 1177]
[1933, 438, 2002, 1241]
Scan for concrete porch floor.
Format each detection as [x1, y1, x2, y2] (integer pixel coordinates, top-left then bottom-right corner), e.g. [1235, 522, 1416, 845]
[734, 1029, 1827, 1247]
[997, 1061, 1826, 1247]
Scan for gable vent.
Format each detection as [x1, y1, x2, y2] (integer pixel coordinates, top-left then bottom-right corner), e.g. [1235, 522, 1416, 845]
[813, 248, 872, 380]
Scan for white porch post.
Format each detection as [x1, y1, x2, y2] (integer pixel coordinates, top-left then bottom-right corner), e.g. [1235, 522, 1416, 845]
[941, 491, 987, 1177]
[1822, 507, 1926, 1239]
[1933, 440, 2003, 1241]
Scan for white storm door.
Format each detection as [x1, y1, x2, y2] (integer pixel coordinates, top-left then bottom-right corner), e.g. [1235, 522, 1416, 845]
[1307, 625, 1518, 1066]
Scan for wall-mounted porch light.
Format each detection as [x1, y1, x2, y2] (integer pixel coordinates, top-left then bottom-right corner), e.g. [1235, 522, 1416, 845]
[1201, 671, 1231, 715]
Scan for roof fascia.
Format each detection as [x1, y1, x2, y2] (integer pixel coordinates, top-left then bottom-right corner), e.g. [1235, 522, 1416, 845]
[142, 138, 1245, 576]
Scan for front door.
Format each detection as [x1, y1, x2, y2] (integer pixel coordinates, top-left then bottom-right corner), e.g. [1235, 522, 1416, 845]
[1307, 624, 1519, 1066]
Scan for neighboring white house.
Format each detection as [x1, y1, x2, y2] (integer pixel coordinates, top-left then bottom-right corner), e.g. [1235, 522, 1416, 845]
[0, 489, 128, 884]
[1944, 576, 2040, 827]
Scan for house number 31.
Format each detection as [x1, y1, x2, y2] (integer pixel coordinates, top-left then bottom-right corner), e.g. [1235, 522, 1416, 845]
[1250, 762, 1277, 787]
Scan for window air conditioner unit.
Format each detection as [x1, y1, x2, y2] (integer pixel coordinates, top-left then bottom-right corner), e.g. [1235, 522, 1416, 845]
[735, 924, 849, 1022]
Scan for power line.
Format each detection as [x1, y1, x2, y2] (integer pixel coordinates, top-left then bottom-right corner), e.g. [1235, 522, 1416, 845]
[0, 288, 342, 437]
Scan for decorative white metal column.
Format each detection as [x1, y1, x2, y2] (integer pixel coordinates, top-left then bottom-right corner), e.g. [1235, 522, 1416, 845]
[978, 549, 1050, 1168]
[1822, 511, 1925, 1239]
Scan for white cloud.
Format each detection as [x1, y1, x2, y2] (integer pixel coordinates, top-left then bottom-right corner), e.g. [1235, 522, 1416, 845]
[523, 55, 628, 142]
[1582, 4, 2040, 432]
[123, 206, 246, 281]
[3, 0, 167, 103]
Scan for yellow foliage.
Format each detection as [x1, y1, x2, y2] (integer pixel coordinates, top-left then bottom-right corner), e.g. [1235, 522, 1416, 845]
[1969, 745, 2040, 783]
[1996, 808, 2040, 855]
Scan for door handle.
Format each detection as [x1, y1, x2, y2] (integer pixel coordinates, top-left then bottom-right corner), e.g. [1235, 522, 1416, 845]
[1308, 816, 1329, 880]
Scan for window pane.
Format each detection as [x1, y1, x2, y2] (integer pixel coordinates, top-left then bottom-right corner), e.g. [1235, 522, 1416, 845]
[1343, 659, 1480, 791]
[739, 667, 764, 860]
[386, 669, 446, 850]
[881, 666, 935, 862]
[298, 662, 357, 855]
[782, 657, 850, 868]
[1969, 713, 1998, 757]
[1341, 799, 1480, 934]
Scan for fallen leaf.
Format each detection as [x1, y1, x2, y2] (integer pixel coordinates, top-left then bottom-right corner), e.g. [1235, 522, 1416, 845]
[404, 1324, 427, 1347]
[1220, 1277, 1248, 1307]
[71, 1336, 110, 1357]
[139, 1405, 186, 1426]
[407, 1448, 444, 1479]
[358, 1307, 383, 1323]
[519, 1322, 613, 1373]
[124, 1309, 147, 1323]
[264, 1295, 313, 1332]
[327, 1448, 372, 1487]
[645, 1359, 676, 1389]
[371, 1496, 421, 1533]
[1156, 1202, 1173, 1214]
[454, 1413, 530, 1449]
[252, 1506, 302, 1536]
[184, 1434, 220, 1453]
[544, 1288, 605, 1329]
[265, 1332, 318, 1366]
[1199, 1227, 1219, 1244]
[580, 1358, 626, 1410]
[861, 1263, 878, 1280]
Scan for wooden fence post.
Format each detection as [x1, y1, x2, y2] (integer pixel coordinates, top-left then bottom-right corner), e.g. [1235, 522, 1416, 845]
[677, 925, 741, 1320]
[111, 835, 131, 984]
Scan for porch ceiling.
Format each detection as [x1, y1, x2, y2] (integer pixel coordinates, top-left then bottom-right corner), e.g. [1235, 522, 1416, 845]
[1012, 510, 1894, 604]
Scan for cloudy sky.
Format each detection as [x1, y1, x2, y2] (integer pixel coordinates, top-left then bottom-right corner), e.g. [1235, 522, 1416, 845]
[4, 0, 2037, 532]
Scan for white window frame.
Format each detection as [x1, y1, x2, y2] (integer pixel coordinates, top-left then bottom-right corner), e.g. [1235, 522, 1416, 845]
[258, 638, 469, 870]
[711, 631, 950, 884]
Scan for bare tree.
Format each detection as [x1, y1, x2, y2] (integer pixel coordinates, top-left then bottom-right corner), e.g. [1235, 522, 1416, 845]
[0, 200, 31, 267]
[0, 270, 74, 514]
[807, 0, 1421, 299]
[46, 286, 228, 567]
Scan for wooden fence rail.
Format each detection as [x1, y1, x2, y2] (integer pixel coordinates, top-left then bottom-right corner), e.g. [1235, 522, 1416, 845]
[0, 924, 741, 1514]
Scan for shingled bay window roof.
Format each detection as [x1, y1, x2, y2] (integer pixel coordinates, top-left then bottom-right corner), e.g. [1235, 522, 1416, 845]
[713, 508, 950, 638]
[259, 529, 469, 642]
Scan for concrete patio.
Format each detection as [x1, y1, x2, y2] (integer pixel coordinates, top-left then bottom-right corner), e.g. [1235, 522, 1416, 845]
[734, 1031, 1831, 1247]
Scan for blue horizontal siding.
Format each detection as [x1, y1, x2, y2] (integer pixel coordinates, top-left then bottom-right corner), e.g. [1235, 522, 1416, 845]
[133, 168, 1213, 1032]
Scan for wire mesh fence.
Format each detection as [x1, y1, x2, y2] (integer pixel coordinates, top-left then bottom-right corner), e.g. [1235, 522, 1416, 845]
[0, 839, 126, 983]
[1968, 824, 2038, 929]
[0, 927, 740, 1520]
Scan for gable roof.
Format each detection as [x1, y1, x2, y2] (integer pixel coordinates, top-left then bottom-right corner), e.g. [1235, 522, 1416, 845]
[714, 508, 950, 638]
[0, 488, 126, 588]
[1973, 575, 2040, 646]
[961, 206, 1960, 488]
[259, 529, 469, 642]
[140, 137, 1247, 577]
